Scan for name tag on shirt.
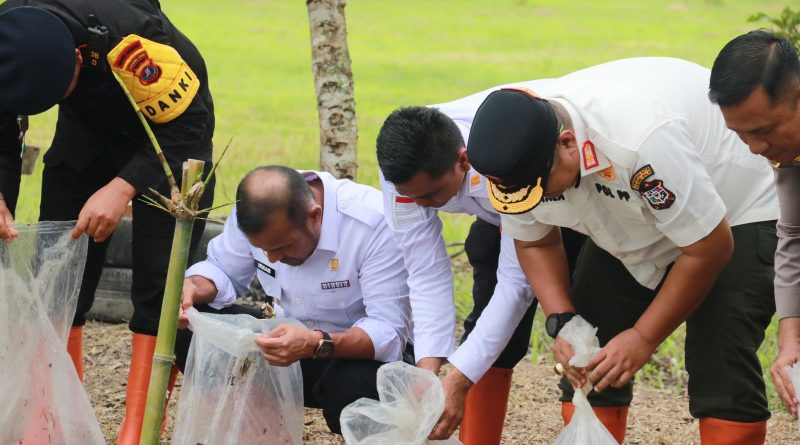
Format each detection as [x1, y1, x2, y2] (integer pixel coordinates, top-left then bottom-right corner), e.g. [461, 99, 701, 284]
[321, 280, 351, 290]
[254, 259, 276, 277]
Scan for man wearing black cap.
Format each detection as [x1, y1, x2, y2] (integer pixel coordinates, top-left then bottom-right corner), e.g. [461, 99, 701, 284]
[468, 57, 778, 443]
[0, 1, 214, 443]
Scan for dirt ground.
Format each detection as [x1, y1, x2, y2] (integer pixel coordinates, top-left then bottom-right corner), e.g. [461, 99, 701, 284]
[83, 320, 798, 444]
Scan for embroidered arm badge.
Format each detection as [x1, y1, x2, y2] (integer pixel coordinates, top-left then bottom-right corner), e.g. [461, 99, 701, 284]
[107, 35, 200, 124]
[630, 164, 675, 210]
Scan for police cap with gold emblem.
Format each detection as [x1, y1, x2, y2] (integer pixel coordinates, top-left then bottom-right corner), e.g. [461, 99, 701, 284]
[467, 87, 560, 214]
[0, 7, 75, 115]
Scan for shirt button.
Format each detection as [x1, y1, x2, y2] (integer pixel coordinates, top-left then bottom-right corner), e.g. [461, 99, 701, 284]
[338, 301, 346, 308]
[306, 321, 314, 327]
[339, 199, 348, 208]
[295, 298, 302, 305]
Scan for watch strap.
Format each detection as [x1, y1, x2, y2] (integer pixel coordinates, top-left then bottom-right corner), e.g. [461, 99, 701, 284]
[547, 312, 576, 339]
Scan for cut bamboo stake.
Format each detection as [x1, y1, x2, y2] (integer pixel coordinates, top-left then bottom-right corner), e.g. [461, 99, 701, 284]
[139, 160, 204, 445]
[110, 72, 212, 445]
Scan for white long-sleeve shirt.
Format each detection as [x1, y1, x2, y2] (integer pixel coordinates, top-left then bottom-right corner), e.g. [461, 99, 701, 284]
[380, 166, 534, 382]
[187, 171, 412, 363]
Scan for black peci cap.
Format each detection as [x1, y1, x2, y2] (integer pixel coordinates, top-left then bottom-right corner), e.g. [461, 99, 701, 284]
[467, 87, 559, 214]
[0, 7, 75, 115]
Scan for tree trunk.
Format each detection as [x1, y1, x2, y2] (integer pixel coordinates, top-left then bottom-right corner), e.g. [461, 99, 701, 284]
[306, 0, 358, 180]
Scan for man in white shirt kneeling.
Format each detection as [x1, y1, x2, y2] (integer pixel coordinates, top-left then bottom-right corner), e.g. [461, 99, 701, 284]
[177, 165, 413, 435]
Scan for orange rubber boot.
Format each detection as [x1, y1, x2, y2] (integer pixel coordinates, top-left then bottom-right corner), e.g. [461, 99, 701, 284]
[67, 326, 84, 382]
[160, 364, 179, 434]
[699, 418, 766, 445]
[562, 402, 628, 444]
[459, 367, 513, 445]
[116, 334, 177, 445]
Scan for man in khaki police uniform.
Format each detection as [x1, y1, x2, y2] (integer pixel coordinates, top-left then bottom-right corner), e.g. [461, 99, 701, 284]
[710, 30, 800, 420]
[468, 57, 778, 444]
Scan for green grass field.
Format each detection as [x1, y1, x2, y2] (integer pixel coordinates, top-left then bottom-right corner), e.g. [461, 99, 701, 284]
[17, 0, 789, 409]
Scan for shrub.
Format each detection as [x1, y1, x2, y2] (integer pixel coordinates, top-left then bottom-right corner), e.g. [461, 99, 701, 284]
[748, 6, 800, 52]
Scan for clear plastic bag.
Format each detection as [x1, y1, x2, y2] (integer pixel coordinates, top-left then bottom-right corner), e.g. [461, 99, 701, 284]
[340, 361, 462, 445]
[789, 363, 800, 436]
[172, 309, 304, 445]
[0, 222, 104, 445]
[553, 316, 618, 445]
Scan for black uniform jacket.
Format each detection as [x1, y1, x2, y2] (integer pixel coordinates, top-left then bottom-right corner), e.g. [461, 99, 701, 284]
[0, 0, 215, 214]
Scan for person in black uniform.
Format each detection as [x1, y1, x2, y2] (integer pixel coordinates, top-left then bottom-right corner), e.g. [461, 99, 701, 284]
[0, 2, 215, 443]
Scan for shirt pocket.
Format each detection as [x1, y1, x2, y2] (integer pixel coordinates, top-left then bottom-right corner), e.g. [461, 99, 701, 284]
[315, 279, 364, 324]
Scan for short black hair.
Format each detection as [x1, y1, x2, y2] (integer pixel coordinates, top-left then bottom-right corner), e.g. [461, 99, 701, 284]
[376, 106, 465, 184]
[235, 166, 313, 236]
[710, 30, 800, 106]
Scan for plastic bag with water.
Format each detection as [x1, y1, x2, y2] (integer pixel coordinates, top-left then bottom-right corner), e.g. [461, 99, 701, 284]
[172, 308, 304, 444]
[0, 221, 104, 444]
[340, 361, 461, 445]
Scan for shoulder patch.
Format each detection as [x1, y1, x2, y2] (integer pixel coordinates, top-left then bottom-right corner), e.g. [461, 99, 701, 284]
[630, 164, 654, 192]
[582, 140, 599, 170]
[391, 193, 426, 228]
[630, 164, 675, 210]
[108, 35, 200, 124]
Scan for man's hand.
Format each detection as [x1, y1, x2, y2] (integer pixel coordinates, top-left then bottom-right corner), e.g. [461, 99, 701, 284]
[553, 335, 590, 388]
[429, 367, 472, 440]
[588, 327, 658, 392]
[71, 177, 136, 242]
[177, 279, 197, 330]
[417, 357, 444, 375]
[0, 196, 18, 242]
[772, 318, 800, 419]
[256, 324, 319, 366]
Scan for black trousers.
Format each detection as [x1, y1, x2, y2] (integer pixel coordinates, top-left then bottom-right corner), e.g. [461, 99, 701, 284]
[39, 150, 214, 334]
[460, 218, 585, 369]
[559, 221, 776, 422]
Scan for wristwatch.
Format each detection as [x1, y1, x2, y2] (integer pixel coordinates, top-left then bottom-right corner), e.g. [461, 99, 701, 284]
[313, 330, 334, 359]
[545, 312, 576, 339]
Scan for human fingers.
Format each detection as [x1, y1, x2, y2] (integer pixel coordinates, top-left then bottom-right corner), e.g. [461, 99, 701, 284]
[71, 213, 89, 240]
[428, 412, 459, 440]
[772, 363, 798, 418]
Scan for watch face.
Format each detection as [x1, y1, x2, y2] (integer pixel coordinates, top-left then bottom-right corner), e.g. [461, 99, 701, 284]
[545, 315, 558, 337]
[316, 340, 334, 359]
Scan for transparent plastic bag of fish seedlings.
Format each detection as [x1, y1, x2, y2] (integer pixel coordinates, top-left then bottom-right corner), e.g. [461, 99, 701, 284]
[340, 361, 462, 445]
[0, 221, 104, 445]
[553, 315, 617, 445]
[173, 309, 304, 445]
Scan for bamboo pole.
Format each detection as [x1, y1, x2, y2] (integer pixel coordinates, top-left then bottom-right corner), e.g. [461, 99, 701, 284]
[109, 70, 214, 444]
[139, 159, 205, 445]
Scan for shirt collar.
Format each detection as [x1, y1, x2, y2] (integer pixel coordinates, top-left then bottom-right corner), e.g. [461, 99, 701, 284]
[553, 99, 612, 177]
[304, 171, 340, 254]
